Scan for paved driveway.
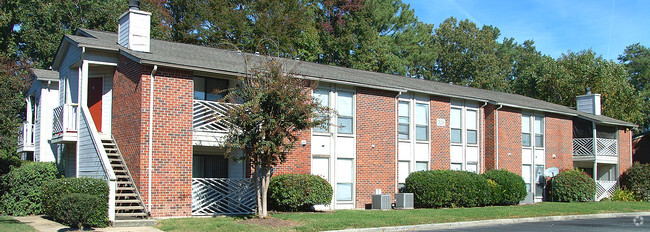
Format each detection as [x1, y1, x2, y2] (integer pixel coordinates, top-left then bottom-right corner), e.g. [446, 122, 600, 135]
[429, 216, 648, 232]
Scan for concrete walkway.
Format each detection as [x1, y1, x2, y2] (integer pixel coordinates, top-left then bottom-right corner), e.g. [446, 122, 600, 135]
[13, 216, 163, 232]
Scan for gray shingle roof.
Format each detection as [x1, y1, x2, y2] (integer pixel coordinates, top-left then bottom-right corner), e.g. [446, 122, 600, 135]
[67, 29, 635, 128]
[31, 69, 59, 82]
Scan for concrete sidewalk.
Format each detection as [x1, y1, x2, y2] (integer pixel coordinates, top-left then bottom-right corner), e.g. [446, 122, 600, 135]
[328, 212, 650, 232]
[13, 216, 163, 232]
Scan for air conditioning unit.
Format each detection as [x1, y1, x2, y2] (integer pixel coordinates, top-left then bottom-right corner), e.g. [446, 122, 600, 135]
[395, 193, 414, 209]
[371, 194, 391, 210]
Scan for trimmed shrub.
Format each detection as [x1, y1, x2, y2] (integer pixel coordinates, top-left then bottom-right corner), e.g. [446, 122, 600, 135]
[619, 163, 650, 201]
[482, 169, 527, 205]
[611, 188, 637, 202]
[58, 193, 103, 229]
[42, 178, 108, 228]
[0, 162, 58, 215]
[404, 170, 491, 208]
[551, 169, 595, 202]
[268, 174, 333, 211]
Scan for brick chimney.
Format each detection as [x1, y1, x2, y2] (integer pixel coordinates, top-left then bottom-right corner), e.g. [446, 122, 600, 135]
[118, 0, 151, 52]
[576, 87, 601, 115]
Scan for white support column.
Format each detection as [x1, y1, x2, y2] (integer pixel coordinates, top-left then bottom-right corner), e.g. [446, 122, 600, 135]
[592, 122, 598, 200]
[108, 180, 117, 222]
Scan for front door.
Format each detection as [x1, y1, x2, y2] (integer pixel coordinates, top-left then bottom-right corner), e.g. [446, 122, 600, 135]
[88, 78, 103, 132]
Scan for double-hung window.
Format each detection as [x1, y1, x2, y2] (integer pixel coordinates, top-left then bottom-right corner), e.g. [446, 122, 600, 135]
[522, 113, 545, 198]
[337, 91, 354, 134]
[313, 89, 330, 133]
[450, 100, 479, 173]
[398, 95, 430, 188]
[194, 77, 229, 101]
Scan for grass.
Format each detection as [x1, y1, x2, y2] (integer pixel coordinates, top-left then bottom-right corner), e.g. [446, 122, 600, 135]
[0, 216, 37, 232]
[156, 201, 650, 232]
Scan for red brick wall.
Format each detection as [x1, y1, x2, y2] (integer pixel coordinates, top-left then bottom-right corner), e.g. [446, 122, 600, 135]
[545, 113, 573, 170]
[496, 107, 522, 174]
[619, 128, 632, 175]
[274, 129, 311, 175]
[483, 104, 497, 171]
[355, 87, 397, 208]
[430, 96, 450, 170]
[113, 56, 194, 217]
[113, 55, 144, 191]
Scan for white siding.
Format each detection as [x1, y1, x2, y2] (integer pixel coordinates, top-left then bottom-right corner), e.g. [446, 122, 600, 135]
[38, 81, 59, 162]
[77, 109, 107, 179]
[58, 46, 81, 105]
[102, 77, 113, 134]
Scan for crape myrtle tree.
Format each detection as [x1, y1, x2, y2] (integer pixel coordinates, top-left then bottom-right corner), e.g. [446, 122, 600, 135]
[222, 59, 329, 218]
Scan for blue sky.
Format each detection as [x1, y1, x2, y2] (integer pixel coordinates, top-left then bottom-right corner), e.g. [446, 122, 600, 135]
[402, 0, 650, 61]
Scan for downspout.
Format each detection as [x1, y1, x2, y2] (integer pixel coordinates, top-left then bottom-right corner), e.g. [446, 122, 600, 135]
[495, 104, 503, 170]
[148, 65, 157, 213]
[479, 102, 487, 173]
[395, 91, 402, 193]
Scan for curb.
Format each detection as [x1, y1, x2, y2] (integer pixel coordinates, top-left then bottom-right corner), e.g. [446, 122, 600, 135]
[327, 212, 650, 232]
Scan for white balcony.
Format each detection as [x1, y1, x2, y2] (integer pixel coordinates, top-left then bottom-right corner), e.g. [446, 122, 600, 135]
[17, 122, 34, 152]
[52, 103, 78, 143]
[573, 138, 618, 163]
[192, 100, 236, 146]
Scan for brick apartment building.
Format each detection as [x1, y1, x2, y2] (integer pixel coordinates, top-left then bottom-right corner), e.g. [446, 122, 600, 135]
[18, 5, 635, 222]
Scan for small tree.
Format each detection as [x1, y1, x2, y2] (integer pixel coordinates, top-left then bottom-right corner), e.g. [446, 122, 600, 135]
[223, 59, 327, 218]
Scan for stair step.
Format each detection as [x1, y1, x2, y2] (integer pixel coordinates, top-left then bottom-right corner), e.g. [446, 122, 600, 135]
[112, 219, 157, 227]
[115, 199, 140, 204]
[116, 175, 129, 179]
[117, 193, 138, 197]
[116, 212, 148, 217]
[116, 206, 145, 210]
[118, 186, 136, 191]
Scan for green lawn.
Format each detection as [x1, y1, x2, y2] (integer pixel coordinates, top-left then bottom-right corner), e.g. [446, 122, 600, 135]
[157, 201, 650, 232]
[0, 216, 36, 232]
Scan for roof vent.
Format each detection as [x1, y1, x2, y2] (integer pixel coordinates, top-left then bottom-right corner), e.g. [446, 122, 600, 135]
[118, 1, 151, 52]
[576, 87, 601, 115]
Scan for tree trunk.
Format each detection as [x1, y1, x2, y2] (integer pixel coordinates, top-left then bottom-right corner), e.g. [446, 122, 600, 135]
[255, 166, 272, 219]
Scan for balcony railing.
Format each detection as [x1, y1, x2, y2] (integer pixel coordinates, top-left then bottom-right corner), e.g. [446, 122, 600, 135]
[193, 100, 236, 133]
[17, 122, 34, 151]
[53, 103, 78, 136]
[573, 138, 618, 156]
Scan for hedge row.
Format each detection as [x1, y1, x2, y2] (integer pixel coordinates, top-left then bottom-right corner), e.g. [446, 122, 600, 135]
[0, 162, 58, 215]
[619, 163, 650, 201]
[42, 178, 109, 228]
[268, 174, 333, 211]
[403, 169, 526, 208]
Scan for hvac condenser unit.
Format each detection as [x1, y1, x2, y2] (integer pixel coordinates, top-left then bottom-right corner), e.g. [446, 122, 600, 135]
[395, 193, 414, 209]
[371, 194, 391, 210]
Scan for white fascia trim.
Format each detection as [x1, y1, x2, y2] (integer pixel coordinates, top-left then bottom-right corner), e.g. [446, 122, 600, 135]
[495, 102, 577, 117]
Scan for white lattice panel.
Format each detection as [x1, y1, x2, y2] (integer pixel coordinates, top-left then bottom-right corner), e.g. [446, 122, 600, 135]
[596, 180, 617, 201]
[193, 100, 235, 133]
[192, 178, 256, 215]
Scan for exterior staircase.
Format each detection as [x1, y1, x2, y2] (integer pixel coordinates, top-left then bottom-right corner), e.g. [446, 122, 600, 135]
[102, 137, 150, 219]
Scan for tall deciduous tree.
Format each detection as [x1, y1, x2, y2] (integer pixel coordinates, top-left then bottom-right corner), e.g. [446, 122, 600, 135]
[431, 17, 513, 91]
[0, 58, 30, 174]
[222, 59, 328, 218]
[618, 43, 650, 129]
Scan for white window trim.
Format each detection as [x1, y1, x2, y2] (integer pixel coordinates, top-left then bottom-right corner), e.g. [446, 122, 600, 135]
[310, 84, 357, 208]
[398, 94, 430, 185]
[450, 99, 479, 173]
[521, 112, 546, 199]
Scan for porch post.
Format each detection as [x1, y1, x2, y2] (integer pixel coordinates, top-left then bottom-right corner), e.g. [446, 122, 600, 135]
[592, 122, 597, 200]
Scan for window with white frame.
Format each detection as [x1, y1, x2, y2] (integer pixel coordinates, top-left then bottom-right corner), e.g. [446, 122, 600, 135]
[313, 88, 330, 133]
[398, 95, 430, 187]
[311, 86, 356, 208]
[450, 100, 479, 173]
[521, 113, 545, 198]
[337, 91, 354, 134]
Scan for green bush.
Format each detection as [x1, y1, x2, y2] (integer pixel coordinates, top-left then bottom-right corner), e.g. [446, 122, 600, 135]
[482, 169, 527, 205]
[611, 188, 637, 202]
[404, 170, 491, 208]
[58, 193, 104, 229]
[551, 169, 595, 202]
[268, 174, 333, 211]
[0, 162, 58, 215]
[619, 163, 650, 201]
[42, 178, 108, 228]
